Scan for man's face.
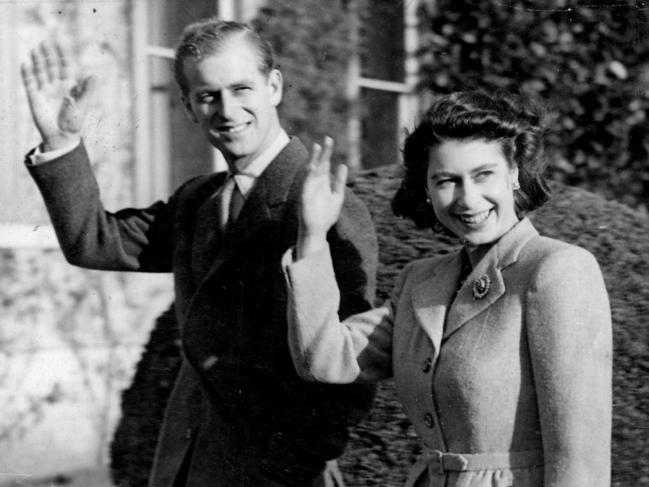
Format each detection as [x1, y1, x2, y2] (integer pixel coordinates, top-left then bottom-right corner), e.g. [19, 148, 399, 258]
[181, 36, 283, 169]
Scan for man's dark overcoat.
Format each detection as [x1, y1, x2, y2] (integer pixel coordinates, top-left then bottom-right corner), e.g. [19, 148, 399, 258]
[27, 138, 378, 487]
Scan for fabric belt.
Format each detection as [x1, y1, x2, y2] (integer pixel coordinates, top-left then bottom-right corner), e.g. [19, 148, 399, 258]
[406, 448, 544, 486]
[424, 448, 544, 473]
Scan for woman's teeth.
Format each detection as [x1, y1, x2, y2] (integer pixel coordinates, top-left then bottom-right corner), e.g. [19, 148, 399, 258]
[458, 210, 491, 225]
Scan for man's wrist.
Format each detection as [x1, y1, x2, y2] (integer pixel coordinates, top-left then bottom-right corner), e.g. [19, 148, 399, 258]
[42, 133, 81, 153]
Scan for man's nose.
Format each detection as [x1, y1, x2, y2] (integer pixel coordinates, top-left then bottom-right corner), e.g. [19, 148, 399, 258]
[215, 91, 238, 119]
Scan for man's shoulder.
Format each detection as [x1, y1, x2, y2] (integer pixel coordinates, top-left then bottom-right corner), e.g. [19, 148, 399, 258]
[170, 172, 227, 209]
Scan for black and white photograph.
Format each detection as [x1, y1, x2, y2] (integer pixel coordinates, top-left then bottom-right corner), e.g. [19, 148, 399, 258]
[0, 1, 647, 486]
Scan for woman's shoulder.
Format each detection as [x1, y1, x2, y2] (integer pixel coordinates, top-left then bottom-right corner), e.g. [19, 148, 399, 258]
[522, 233, 597, 263]
[518, 232, 602, 283]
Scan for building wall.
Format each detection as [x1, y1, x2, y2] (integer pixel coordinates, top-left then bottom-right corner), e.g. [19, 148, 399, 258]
[0, 1, 173, 481]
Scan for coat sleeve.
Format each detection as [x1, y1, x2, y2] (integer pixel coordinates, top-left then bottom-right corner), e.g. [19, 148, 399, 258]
[327, 187, 378, 318]
[526, 245, 612, 487]
[26, 141, 177, 272]
[285, 243, 412, 385]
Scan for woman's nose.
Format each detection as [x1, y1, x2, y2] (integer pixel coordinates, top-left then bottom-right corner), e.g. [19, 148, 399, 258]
[456, 181, 481, 208]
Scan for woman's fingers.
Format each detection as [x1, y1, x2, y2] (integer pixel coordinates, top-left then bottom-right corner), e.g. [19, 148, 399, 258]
[332, 162, 348, 196]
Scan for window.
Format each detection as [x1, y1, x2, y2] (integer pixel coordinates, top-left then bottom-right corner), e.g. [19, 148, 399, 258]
[349, 0, 420, 170]
[131, 0, 220, 206]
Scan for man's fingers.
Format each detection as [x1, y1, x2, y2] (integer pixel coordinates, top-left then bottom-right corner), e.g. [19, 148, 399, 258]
[55, 42, 75, 82]
[75, 75, 98, 107]
[20, 62, 37, 95]
[41, 42, 61, 82]
[30, 47, 48, 90]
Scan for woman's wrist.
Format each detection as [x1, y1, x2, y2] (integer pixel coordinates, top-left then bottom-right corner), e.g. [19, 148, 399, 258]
[296, 232, 328, 260]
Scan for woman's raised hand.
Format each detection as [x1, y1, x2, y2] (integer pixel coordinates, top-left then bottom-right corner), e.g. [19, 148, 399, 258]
[296, 137, 348, 259]
[21, 41, 96, 151]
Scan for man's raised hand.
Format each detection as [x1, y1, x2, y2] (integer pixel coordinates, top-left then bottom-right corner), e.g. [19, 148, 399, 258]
[21, 41, 96, 151]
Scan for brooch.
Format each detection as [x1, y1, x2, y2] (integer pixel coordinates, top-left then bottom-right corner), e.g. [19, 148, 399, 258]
[472, 275, 491, 300]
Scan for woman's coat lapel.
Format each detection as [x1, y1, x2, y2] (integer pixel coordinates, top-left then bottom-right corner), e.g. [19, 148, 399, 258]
[410, 218, 539, 350]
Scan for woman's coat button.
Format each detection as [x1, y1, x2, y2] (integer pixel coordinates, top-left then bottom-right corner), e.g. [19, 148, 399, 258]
[424, 413, 435, 428]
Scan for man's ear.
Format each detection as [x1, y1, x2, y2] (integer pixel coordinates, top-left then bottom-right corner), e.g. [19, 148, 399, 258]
[181, 94, 198, 123]
[268, 69, 283, 107]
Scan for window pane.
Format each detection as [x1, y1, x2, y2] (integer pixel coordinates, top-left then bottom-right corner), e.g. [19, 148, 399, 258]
[361, 0, 405, 82]
[361, 88, 400, 169]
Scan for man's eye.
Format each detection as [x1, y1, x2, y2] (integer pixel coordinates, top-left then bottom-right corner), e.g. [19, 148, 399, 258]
[197, 94, 215, 103]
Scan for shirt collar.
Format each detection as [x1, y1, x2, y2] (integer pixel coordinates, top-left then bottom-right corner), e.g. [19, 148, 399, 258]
[231, 130, 290, 197]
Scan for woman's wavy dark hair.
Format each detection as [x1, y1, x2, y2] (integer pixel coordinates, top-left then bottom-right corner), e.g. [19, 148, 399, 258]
[392, 90, 551, 230]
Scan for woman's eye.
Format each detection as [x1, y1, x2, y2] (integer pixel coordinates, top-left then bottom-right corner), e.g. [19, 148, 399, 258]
[435, 179, 454, 188]
[475, 171, 493, 181]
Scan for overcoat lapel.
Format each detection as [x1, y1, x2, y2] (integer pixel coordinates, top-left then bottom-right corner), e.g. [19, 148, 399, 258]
[444, 218, 539, 340]
[411, 252, 463, 355]
[200, 138, 307, 285]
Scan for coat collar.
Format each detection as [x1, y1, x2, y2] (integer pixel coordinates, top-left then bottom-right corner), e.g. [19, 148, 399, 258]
[412, 218, 538, 349]
[200, 137, 308, 282]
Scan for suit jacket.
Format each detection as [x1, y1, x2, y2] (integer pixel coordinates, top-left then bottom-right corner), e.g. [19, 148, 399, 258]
[286, 218, 612, 487]
[27, 138, 378, 487]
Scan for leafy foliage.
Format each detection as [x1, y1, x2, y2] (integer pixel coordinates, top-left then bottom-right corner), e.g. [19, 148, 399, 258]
[252, 0, 355, 160]
[418, 0, 649, 210]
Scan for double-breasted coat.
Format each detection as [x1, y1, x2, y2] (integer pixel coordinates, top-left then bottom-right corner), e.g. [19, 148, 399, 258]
[285, 218, 612, 487]
[27, 138, 378, 487]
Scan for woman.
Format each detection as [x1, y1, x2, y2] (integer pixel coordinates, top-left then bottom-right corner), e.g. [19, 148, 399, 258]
[284, 91, 612, 487]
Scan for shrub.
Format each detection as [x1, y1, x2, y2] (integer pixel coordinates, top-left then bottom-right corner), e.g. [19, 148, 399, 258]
[418, 0, 649, 211]
[111, 167, 649, 486]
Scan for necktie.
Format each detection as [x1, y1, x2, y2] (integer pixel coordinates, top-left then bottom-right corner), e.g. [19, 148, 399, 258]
[219, 175, 245, 228]
[228, 179, 245, 223]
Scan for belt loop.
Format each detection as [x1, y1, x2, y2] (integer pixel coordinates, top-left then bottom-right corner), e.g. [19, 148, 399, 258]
[435, 450, 445, 475]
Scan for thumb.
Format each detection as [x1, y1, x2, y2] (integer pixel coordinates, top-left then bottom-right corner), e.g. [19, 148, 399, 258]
[74, 75, 98, 112]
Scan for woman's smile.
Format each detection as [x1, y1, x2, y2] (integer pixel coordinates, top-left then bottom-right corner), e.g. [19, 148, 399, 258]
[426, 138, 519, 247]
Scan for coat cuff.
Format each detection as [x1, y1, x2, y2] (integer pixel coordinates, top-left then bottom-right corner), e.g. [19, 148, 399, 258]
[282, 244, 336, 292]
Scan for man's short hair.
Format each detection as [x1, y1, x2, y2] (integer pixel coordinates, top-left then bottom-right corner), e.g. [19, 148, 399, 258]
[174, 17, 276, 96]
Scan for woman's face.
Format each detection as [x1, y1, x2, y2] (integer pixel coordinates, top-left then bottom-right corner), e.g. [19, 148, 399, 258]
[426, 138, 519, 247]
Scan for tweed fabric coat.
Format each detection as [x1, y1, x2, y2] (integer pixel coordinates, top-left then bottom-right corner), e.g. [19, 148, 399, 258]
[27, 138, 378, 487]
[286, 218, 612, 487]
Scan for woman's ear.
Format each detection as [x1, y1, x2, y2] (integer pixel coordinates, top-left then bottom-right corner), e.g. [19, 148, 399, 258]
[510, 165, 520, 189]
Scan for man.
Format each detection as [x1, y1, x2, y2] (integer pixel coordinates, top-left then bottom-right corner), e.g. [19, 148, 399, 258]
[21, 18, 377, 487]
